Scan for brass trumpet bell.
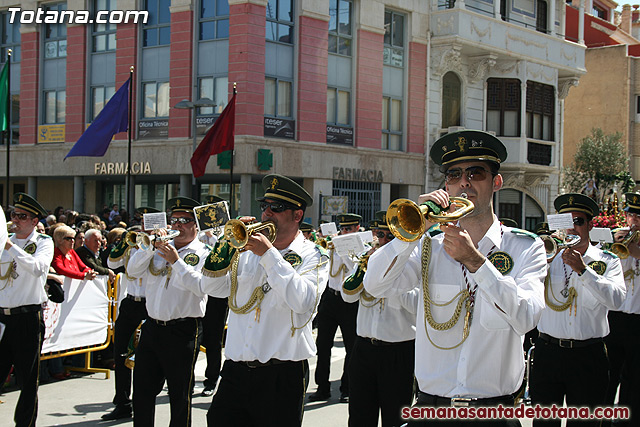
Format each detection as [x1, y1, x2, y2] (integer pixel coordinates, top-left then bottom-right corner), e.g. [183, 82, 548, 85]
[223, 219, 277, 249]
[137, 229, 181, 251]
[541, 234, 581, 261]
[124, 231, 138, 247]
[610, 230, 640, 259]
[386, 197, 475, 242]
[6, 221, 13, 232]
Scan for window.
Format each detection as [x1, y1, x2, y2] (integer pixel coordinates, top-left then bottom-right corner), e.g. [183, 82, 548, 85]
[536, 0, 548, 33]
[487, 78, 521, 137]
[44, 90, 66, 124]
[143, 0, 171, 47]
[442, 72, 461, 129]
[526, 81, 554, 141]
[327, 88, 350, 125]
[44, 3, 67, 58]
[382, 96, 402, 150]
[0, 12, 21, 61]
[264, 77, 292, 117]
[200, 0, 229, 40]
[329, 0, 352, 56]
[500, 0, 509, 21]
[383, 10, 404, 67]
[92, 0, 117, 51]
[198, 76, 228, 115]
[592, 4, 607, 20]
[266, 0, 293, 44]
[91, 86, 116, 120]
[333, 180, 381, 223]
[143, 81, 170, 118]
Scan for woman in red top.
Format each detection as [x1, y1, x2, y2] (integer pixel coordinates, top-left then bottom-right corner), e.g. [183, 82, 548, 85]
[51, 225, 97, 280]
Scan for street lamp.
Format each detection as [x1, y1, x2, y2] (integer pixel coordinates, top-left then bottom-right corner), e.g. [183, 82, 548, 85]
[174, 98, 216, 199]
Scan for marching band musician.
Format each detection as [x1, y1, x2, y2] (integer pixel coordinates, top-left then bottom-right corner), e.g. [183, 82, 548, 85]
[530, 193, 626, 427]
[174, 174, 328, 426]
[101, 207, 157, 421]
[0, 194, 53, 427]
[309, 213, 362, 404]
[341, 211, 418, 427]
[126, 197, 209, 427]
[604, 192, 640, 426]
[364, 130, 547, 426]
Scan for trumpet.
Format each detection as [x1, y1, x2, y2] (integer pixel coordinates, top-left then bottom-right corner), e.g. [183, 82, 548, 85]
[136, 229, 181, 251]
[7, 221, 13, 232]
[124, 231, 139, 247]
[541, 233, 581, 261]
[610, 229, 640, 259]
[386, 195, 474, 242]
[223, 219, 277, 249]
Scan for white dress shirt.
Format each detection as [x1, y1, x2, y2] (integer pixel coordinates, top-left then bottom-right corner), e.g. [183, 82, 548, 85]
[108, 247, 146, 299]
[327, 248, 355, 292]
[364, 219, 547, 398]
[127, 238, 209, 321]
[181, 232, 329, 363]
[538, 245, 626, 339]
[618, 255, 640, 314]
[0, 230, 54, 307]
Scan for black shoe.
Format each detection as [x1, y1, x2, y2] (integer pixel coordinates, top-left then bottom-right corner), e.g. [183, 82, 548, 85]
[339, 391, 349, 403]
[101, 404, 132, 421]
[201, 387, 215, 397]
[307, 390, 331, 402]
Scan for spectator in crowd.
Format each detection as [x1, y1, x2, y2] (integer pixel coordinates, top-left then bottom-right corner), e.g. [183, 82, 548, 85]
[74, 230, 85, 251]
[109, 204, 120, 223]
[36, 222, 46, 233]
[51, 225, 97, 281]
[58, 214, 67, 225]
[53, 206, 64, 219]
[66, 211, 78, 228]
[75, 229, 115, 283]
[45, 215, 56, 228]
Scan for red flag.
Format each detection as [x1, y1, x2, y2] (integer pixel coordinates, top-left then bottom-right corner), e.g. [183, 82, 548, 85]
[190, 92, 236, 178]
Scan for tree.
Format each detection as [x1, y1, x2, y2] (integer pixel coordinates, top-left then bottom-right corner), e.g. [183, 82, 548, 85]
[562, 128, 634, 204]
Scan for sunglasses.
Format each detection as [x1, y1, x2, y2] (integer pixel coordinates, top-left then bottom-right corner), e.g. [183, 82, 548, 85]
[376, 231, 394, 240]
[260, 201, 292, 213]
[170, 217, 195, 225]
[63, 236, 75, 242]
[10, 211, 30, 221]
[444, 166, 492, 184]
[572, 217, 586, 226]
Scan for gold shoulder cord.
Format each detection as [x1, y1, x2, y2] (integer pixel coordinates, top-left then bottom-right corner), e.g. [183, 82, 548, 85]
[421, 237, 473, 350]
[289, 259, 328, 337]
[0, 262, 15, 290]
[329, 249, 348, 278]
[360, 290, 385, 310]
[123, 247, 140, 282]
[543, 273, 578, 315]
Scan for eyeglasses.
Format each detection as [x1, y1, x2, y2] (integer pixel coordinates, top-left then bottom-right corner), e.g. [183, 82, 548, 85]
[572, 217, 586, 226]
[260, 201, 292, 213]
[170, 217, 195, 225]
[444, 166, 492, 184]
[340, 225, 356, 232]
[63, 236, 75, 242]
[376, 231, 394, 240]
[10, 211, 30, 221]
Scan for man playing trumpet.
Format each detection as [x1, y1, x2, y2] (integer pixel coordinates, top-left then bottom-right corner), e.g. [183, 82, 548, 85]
[530, 194, 626, 427]
[364, 130, 547, 426]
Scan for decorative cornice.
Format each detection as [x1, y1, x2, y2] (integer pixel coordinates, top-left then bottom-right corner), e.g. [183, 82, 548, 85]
[436, 45, 462, 75]
[558, 77, 580, 99]
[469, 54, 497, 83]
[301, 10, 330, 22]
[229, 0, 268, 6]
[358, 23, 386, 36]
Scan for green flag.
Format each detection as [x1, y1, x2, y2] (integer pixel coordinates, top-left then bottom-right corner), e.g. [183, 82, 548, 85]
[0, 61, 8, 132]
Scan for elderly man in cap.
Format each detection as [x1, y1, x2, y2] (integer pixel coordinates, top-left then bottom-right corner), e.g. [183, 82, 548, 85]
[175, 174, 329, 426]
[0, 193, 53, 427]
[101, 206, 157, 421]
[342, 210, 418, 426]
[530, 193, 626, 427]
[309, 212, 362, 403]
[365, 130, 547, 426]
[126, 197, 209, 426]
[604, 192, 640, 426]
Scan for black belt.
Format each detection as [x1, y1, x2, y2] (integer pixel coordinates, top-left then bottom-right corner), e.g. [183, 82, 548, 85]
[357, 335, 414, 347]
[417, 391, 515, 407]
[325, 288, 341, 296]
[234, 359, 291, 369]
[0, 304, 42, 316]
[149, 317, 197, 327]
[539, 332, 603, 349]
[125, 294, 146, 303]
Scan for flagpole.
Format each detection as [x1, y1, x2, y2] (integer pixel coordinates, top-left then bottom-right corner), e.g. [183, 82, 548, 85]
[229, 83, 236, 217]
[126, 66, 134, 216]
[4, 49, 11, 209]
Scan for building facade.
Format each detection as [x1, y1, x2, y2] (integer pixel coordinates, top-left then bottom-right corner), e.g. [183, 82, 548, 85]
[0, 0, 584, 228]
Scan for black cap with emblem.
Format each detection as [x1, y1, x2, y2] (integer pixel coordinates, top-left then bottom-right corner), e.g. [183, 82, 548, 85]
[136, 206, 160, 215]
[257, 174, 313, 209]
[338, 213, 362, 227]
[299, 222, 313, 232]
[624, 192, 640, 215]
[534, 222, 551, 236]
[167, 197, 200, 214]
[372, 210, 389, 230]
[203, 195, 224, 204]
[554, 193, 600, 219]
[430, 130, 508, 173]
[13, 193, 48, 218]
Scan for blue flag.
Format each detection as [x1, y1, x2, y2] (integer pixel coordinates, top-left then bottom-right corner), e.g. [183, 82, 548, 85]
[64, 78, 130, 159]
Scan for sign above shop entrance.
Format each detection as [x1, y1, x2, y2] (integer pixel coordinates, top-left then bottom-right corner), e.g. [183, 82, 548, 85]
[94, 161, 151, 175]
[332, 167, 383, 183]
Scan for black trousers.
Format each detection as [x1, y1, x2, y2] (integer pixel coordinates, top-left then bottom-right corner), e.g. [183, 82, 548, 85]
[314, 289, 358, 394]
[133, 318, 202, 427]
[604, 311, 640, 426]
[207, 359, 309, 427]
[348, 336, 415, 427]
[0, 309, 44, 427]
[530, 336, 609, 427]
[202, 296, 228, 390]
[112, 297, 148, 406]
